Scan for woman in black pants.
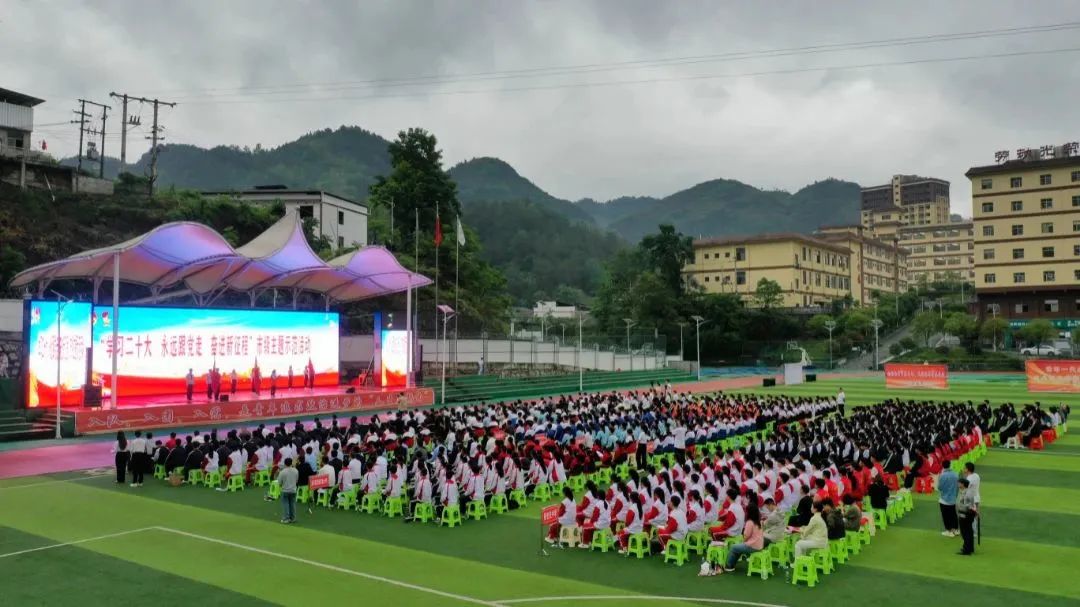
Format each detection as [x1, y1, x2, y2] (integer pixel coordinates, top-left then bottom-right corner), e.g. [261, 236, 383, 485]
[113, 431, 130, 484]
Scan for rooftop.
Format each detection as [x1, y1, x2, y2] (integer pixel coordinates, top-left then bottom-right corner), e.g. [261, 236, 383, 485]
[0, 87, 45, 107]
[966, 154, 1080, 177]
[692, 232, 851, 255]
[202, 188, 366, 209]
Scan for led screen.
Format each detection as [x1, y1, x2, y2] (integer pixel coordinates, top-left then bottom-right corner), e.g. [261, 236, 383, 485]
[380, 329, 409, 387]
[25, 300, 92, 407]
[91, 305, 339, 398]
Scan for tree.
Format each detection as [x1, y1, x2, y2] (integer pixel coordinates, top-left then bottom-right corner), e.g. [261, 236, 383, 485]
[841, 309, 872, 343]
[1072, 327, 1080, 352]
[943, 312, 978, 352]
[1017, 319, 1057, 348]
[752, 278, 784, 310]
[980, 317, 1009, 352]
[912, 311, 943, 347]
[899, 336, 917, 351]
[807, 313, 835, 338]
[640, 224, 693, 295]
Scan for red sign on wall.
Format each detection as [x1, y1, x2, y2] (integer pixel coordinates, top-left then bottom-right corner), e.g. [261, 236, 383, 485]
[1026, 360, 1080, 393]
[541, 504, 561, 526]
[308, 475, 331, 490]
[74, 387, 435, 434]
[884, 363, 948, 389]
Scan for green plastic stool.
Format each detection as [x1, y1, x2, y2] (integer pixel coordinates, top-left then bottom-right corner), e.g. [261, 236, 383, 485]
[901, 491, 914, 512]
[769, 537, 792, 565]
[465, 500, 487, 520]
[844, 531, 862, 555]
[226, 475, 245, 492]
[829, 539, 848, 564]
[187, 469, 204, 485]
[685, 530, 708, 556]
[509, 488, 527, 508]
[747, 550, 773, 579]
[337, 489, 358, 510]
[857, 525, 872, 546]
[253, 469, 271, 487]
[791, 555, 819, 587]
[154, 464, 166, 480]
[550, 480, 566, 495]
[315, 489, 331, 508]
[267, 480, 282, 500]
[626, 532, 650, 559]
[568, 475, 586, 492]
[384, 496, 405, 518]
[663, 539, 688, 566]
[532, 483, 552, 501]
[359, 493, 382, 514]
[296, 485, 312, 504]
[812, 548, 834, 575]
[489, 493, 509, 514]
[413, 501, 435, 523]
[203, 470, 222, 488]
[706, 543, 729, 565]
[886, 501, 901, 524]
[440, 504, 462, 528]
[872, 509, 888, 530]
[590, 528, 615, 553]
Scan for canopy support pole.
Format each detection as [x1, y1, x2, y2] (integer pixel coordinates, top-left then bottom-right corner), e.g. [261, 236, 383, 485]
[405, 277, 412, 388]
[291, 288, 299, 310]
[109, 252, 119, 410]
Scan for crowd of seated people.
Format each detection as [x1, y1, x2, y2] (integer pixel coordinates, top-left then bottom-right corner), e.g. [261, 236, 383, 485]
[991, 403, 1070, 449]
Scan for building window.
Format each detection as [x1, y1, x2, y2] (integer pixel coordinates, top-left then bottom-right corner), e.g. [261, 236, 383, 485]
[1075, 270, 1080, 281]
[1041, 198, 1053, 209]
[1041, 222, 1054, 234]
[1074, 220, 1080, 232]
[1040, 174, 1052, 185]
[984, 273, 996, 284]
[298, 205, 315, 219]
[801, 247, 807, 261]
[735, 270, 746, 285]
[1073, 195, 1080, 207]
[337, 236, 345, 249]
[1011, 224, 1023, 236]
[1043, 246, 1055, 258]
[1010, 177, 1022, 188]
[1011, 200, 1023, 211]
[337, 210, 345, 225]
[1045, 299, 1059, 312]
[980, 178, 992, 190]
[981, 202, 994, 213]
[1044, 270, 1056, 282]
[1013, 272, 1026, 283]
[1014, 303, 1029, 313]
[1012, 248, 1024, 259]
[982, 225, 994, 237]
[704, 276, 710, 282]
[735, 247, 746, 261]
[1072, 170, 1080, 182]
[1075, 244, 1080, 256]
[982, 249, 994, 260]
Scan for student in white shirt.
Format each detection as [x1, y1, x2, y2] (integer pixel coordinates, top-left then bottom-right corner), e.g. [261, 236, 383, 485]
[545, 486, 578, 544]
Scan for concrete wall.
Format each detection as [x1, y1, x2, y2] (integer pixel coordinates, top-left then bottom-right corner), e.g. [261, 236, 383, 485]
[74, 174, 114, 195]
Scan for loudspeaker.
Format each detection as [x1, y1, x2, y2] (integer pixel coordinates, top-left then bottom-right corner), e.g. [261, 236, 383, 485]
[806, 374, 817, 382]
[345, 387, 356, 394]
[763, 378, 776, 387]
[220, 394, 229, 402]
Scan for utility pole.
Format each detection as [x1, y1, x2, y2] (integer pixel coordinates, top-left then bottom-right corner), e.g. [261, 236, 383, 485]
[109, 92, 137, 170]
[109, 93, 175, 195]
[98, 105, 108, 178]
[72, 99, 110, 182]
[73, 100, 88, 174]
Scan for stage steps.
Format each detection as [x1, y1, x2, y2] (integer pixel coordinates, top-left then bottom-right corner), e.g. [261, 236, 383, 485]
[0, 410, 58, 441]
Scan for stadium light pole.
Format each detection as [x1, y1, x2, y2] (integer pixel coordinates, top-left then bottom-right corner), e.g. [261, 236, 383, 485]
[438, 305, 455, 405]
[692, 315, 708, 381]
[676, 321, 688, 360]
[824, 319, 837, 370]
[622, 318, 636, 371]
[871, 318, 884, 371]
[577, 311, 584, 392]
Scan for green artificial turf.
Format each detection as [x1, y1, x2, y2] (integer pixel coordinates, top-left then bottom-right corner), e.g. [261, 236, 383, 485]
[0, 379, 1078, 607]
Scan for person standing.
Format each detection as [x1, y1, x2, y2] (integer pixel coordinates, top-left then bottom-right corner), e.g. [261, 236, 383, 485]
[278, 457, 299, 524]
[185, 369, 195, 402]
[113, 431, 130, 484]
[288, 365, 294, 389]
[938, 460, 959, 537]
[270, 369, 278, 397]
[957, 477, 978, 555]
[837, 388, 846, 418]
[211, 367, 222, 402]
[230, 369, 238, 395]
[129, 430, 149, 487]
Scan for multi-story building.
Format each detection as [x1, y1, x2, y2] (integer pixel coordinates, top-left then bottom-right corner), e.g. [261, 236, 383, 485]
[204, 185, 368, 250]
[816, 225, 908, 305]
[682, 233, 852, 308]
[896, 221, 976, 285]
[861, 174, 951, 236]
[967, 145, 1080, 332]
[0, 87, 42, 159]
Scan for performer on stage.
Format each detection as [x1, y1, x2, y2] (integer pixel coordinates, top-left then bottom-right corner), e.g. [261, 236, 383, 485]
[270, 369, 278, 397]
[230, 369, 238, 395]
[288, 365, 294, 389]
[205, 369, 213, 400]
[252, 362, 261, 395]
[212, 367, 222, 402]
[185, 369, 195, 402]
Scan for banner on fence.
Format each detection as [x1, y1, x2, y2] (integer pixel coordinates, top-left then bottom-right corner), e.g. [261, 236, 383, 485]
[884, 363, 948, 389]
[1026, 360, 1080, 393]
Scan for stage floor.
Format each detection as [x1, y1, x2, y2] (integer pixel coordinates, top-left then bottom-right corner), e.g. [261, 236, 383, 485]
[62, 385, 374, 411]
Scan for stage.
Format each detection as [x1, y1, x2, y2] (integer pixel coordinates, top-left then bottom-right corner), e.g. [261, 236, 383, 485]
[61, 384, 436, 435]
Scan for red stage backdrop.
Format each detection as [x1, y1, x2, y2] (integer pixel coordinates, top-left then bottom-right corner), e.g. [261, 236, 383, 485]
[75, 387, 435, 434]
[884, 363, 948, 389]
[1026, 360, 1080, 393]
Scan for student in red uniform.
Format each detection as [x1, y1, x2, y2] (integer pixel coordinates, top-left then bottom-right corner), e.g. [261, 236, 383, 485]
[546, 487, 577, 543]
[657, 495, 688, 549]
[617, 493, 645, 553]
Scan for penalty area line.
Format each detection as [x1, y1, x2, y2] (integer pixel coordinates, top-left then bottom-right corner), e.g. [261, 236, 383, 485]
[495, 596, 789, 607]
[0, 527, 157, 559]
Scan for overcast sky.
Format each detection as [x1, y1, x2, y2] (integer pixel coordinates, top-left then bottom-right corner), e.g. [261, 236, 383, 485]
[8, 1, 1080, 216]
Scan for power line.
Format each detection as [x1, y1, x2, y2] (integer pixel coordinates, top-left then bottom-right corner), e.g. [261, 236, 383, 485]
[109, 93, 176, 194]
[70, 99, 110, 177]
[176, 45, 1080, 106]
[148, 21, 1080, 100]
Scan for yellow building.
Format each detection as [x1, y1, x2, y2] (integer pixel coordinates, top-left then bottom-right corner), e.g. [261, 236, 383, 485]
[816, 225, 908, 305]
[967, 146, 1080, 327]
[861, 175, 951, 235]
[682, 233, 852, 308]
[896, 221, 975, 285]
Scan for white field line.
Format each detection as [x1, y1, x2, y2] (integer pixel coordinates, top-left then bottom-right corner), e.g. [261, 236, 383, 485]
[496, 597, 787, 607]
[0, 474, 108, 491]
[0, 527, 156, 559]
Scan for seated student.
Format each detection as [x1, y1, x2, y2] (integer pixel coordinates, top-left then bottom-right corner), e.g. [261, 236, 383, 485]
[336, 463, 354, 505]
[794, 501, 828, 558]
[316, 459, 336, 501]
[224, 447, 245, 484]
[713, 500, 764, 575]
[868, 474, 890, 511]
[580, 496, 611, 548]
[841, 495, 863, 532]
[617, 493, 646, 553]
[657, 495, 688, 550]
[761, 497, 787, 546]
[709, 488, 744, 540]
[642, 487, 669, 535]
[347, 453, 364, 484]
[823, 502, 846, 541]
[383, 462, 405, 499]
[406, 465, 433, 522]
[545, 487, 578, 544]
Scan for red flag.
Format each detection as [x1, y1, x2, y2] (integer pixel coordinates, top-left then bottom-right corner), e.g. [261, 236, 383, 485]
[434, 212, 443, 247]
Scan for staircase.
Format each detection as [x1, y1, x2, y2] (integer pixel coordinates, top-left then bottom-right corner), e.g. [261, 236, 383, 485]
[0, 409, 56, 441]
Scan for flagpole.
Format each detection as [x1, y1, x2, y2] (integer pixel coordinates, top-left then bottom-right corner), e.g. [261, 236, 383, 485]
[435, 202, 440, 339]
[454, 216, 460, 367]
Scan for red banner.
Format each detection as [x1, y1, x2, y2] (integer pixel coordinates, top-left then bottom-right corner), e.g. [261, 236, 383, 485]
[1026, 360, 1080, 393]
[308, 475, 331, 490]
[884, 363, 948, 389]
[74, 387, 435, 434]
[541, 504, 561, 526]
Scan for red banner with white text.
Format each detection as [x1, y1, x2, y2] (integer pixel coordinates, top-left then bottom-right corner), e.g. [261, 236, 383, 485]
[75, 387, 434, 434]
[884, 363, 948, 389]
[1026, 360, 1080, 393]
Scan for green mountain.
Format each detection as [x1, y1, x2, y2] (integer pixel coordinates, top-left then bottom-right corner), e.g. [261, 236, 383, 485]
[449, 157, 594, 224]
